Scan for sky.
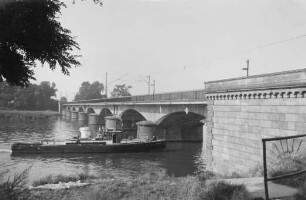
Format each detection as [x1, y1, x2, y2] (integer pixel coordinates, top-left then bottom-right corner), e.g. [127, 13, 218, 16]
[33, 0, 306, 101]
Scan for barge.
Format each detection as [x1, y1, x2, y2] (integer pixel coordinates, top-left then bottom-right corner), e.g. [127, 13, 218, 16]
[11, 116, 167, 154]
[11, 138, 166, 154]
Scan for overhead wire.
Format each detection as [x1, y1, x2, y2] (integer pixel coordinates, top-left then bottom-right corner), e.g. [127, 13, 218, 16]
[110, 25, 306, 90]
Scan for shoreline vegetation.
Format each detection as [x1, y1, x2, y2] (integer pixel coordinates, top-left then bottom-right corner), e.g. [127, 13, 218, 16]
[2, 169, 255, 200]
[0, 110, 60, 120]
[2, 158, 306, 200]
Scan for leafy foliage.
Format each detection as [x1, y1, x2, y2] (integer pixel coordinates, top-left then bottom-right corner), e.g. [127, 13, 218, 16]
[60, 96, 68, 103]
[0, 0, 81, 87]
[0, 81, 58, 110]
[0, 168, 30, 200]
[74, 81, 105, 101]
[111, 84, 132, 98]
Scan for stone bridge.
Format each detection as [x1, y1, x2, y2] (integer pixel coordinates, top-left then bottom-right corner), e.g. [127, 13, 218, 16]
[63, 90, 207, 142]
[62, 68, 306, 174]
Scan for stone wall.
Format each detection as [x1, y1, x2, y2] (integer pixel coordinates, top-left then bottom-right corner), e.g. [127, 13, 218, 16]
[204, 69, 306, 174]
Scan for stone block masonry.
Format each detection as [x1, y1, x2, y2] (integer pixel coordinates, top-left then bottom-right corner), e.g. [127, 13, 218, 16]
[204, 68, 306, 174]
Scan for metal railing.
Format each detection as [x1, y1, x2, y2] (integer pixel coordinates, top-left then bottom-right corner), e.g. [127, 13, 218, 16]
[64, 89, 206, 105]
[262, 134, 306, 199]
[130, 90, 205, 102]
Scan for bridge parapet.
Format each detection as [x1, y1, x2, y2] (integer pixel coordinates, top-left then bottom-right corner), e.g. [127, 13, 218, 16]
[131, 90, 205, 102]
[64, 89, 206, 105]
[205, 68, 306, 93]
[204, 68, 306, 100]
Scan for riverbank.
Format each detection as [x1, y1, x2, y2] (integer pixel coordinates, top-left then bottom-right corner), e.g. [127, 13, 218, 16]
[26, 175, 304, 200]
[0, 110, 60, 120]
[25, 171, 255, 200]
[2, 166, 302, 199]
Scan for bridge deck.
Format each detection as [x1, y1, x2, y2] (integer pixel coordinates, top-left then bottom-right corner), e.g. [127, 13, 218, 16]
[64, 89, 206, 106]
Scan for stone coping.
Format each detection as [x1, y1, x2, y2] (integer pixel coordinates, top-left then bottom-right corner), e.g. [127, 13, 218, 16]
[205, 68, 306, 93]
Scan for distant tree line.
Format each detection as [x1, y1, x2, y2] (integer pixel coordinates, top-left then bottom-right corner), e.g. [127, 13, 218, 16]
[0, 80, 132, 111]
[0, 81, 58, 111]
[73, 81, 132, 101]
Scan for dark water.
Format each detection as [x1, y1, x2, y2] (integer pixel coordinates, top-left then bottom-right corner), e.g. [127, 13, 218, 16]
[0, 117, 206, 184]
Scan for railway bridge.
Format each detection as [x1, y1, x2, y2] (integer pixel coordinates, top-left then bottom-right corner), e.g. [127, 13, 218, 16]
[63, 68, 306, 174]
[62, 90, 207, 142]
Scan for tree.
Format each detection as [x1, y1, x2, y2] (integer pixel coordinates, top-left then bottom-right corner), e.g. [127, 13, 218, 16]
[0, 82, 18, 107]
[0, 81, 58, 110]
[74, 81, 105, 101]
[60, 96, 68, 103]
[111, 84, 132, 98]
[0, 0, 102, 87]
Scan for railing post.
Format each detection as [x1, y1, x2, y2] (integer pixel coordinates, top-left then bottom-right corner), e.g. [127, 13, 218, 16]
[263, 139, 269, 200]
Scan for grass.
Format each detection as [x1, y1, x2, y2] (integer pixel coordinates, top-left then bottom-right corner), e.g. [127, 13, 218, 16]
[195, 162, 264, 182]
[199, 181, 252, 200]
[72, 170, 253, 200]
[32, 173, 97, 187]
[6, 167, 296, 200]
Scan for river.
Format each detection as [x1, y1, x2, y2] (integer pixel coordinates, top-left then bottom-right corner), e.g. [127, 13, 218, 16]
[0, 117, 206, 184]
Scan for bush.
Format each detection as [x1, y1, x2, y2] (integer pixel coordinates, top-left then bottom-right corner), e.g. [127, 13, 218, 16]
[197, 171, 216, 182]
[199, 181, 252, 200]
[0, 168, 30, 200]
[269, 154, 306, 188]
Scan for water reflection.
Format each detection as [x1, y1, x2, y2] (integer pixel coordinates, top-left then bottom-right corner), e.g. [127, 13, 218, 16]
[0, 117, 205, 184]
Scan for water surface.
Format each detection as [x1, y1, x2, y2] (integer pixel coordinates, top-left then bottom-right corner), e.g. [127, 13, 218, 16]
[0, 117, 206, 184]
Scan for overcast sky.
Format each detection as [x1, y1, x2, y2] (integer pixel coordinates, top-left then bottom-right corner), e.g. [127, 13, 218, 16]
[33, 0, 306, 100]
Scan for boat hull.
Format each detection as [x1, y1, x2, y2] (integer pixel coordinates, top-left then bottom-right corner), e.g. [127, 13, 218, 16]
[11, 141, 167, 154]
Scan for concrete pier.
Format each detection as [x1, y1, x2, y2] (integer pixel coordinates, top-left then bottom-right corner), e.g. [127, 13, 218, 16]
[88, 113, 102, 125]
[61, 110, 66, 117]
[78, 112, 88, 121]
[65, 110, 71, 119]
[71, 111, 78, 119]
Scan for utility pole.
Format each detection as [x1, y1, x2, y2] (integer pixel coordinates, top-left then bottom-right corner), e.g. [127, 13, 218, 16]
[242, 59, 249, 77]
[147, 75, 151, 95]
[151, 80, 155, 95]
[105, 71, 108, 98]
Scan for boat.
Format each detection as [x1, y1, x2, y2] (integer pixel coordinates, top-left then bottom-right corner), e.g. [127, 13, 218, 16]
[11, 128, 166, 154]
[11, 117, 167, 154]
[11, 138, 166, 154]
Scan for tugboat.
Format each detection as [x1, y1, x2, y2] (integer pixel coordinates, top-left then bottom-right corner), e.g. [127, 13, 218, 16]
[11, 116, 166, 154]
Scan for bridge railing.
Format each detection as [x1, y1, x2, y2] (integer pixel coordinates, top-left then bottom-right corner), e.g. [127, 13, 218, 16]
[64, 89, 206, 105]
[64, 96, 132, 104]
[131, 90, 206, 102]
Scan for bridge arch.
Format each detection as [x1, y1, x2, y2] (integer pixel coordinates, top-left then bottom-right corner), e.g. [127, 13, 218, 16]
[99, 108, 113, 125]
[78, 107, 84, 112]
[156, 111, 205, 127]
[86, 107, 95, 114]
[156, 111, 205, 142]
[119, 109, 146, 129]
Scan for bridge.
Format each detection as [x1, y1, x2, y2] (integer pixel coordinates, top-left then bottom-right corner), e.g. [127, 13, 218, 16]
[62, 68, 306, 174]
[62, 90, 207, 142]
